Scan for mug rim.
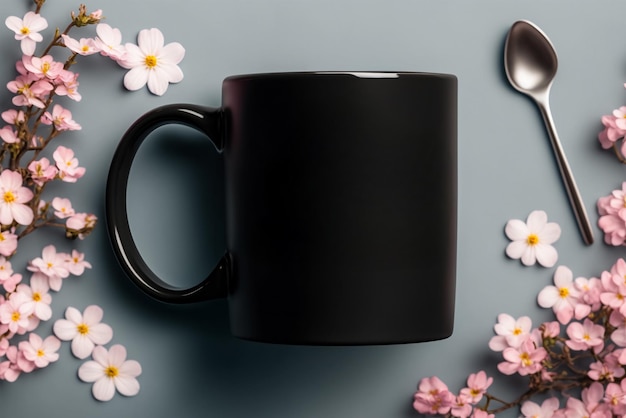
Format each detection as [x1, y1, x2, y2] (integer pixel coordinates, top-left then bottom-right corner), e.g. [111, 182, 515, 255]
[224, 71, 456, 81]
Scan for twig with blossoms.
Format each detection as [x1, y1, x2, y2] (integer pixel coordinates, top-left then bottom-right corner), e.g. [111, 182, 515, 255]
[0, 1, 183, 401]
[414, 258, 626, 418]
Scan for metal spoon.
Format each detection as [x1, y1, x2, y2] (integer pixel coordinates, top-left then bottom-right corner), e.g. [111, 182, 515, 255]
[504, 20, 594, 245]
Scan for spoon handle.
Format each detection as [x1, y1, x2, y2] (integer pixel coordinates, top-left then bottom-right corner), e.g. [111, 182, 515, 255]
[537, 99, 594, 245]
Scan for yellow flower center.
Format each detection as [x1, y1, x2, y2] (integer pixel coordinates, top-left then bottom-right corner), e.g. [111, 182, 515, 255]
[145, 55, 157, 68]
[37, 349, 45, 357]
[41, 62, 50, 74]
[513, 327, 522, 335]
[559, 287, 569, 298]
[20, 27, 30, 35]
[519, 352, 532, 366]
[32, 292, 41, 302]
[77, 323, 89, 335]
[526, 234, 539, 246]
[3, 191, 16, 203]
[105, 366, 119, 378]
[81, 45, 90, 52]
[583, 333, 590, 341]
[11, 311, 20, 322]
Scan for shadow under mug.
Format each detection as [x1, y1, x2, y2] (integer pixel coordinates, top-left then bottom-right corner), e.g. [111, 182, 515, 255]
[106, 71, 457, 345]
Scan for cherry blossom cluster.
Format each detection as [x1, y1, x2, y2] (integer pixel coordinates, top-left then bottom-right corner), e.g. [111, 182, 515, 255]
[0, 245, 91, 382]
[597, 182, 626, 247]
[599, 97, 626, 164]
[414, 257, 626, 418]
[0, 1, 180, 401]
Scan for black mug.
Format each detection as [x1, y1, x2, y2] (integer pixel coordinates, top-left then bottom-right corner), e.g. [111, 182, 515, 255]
[106, 71, 457, 345]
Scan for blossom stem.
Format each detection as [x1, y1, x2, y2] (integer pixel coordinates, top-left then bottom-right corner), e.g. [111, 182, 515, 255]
[612, 142, 626, 164]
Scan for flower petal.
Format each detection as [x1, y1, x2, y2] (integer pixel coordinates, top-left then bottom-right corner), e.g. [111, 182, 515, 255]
[160, 42, 185, 65]
[534, 243, 558, 268]
[147, 70, 169, 96]
[119, 359, 142, 378]
[505, 240, 527, 259]
[88, 323, 113, 345]
[526, 210, 548, 231]
[108, 344, 127, 366]
[520, 246, 536, 266]
[53, 318, 78, 340]
[78, 360, 104, 382]
[504, 219, 529, 240]
[92, 377, 116, 402]
[537, 286, 559, 308]
[123, 67, 149, 91]
[115, 375, 140, 397]
[71, 334, 95, 359]
[65, 306, 82, 324]
[138, 28, 164, 55]
[82, 305, 104, 325]
[538, 222, 561, 245]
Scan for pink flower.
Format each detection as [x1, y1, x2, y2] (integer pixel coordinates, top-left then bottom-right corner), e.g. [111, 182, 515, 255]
[600, 269, 626, 316]
[0, 126, 19, 144]
[54, 70, 81, 101]
[16, 274, 52, 321]
[604, 381, 626, 415]
[497, 338, 547, 376]
[564, 382, 610, 418]
[0, 229, 18, 258]
[53, 305, 113, 359]
[504, 210, 561, 267]
[19, 333, 61, 368]
[574, 276, 603, 316]
[61, 34, 99, 56]
[471, 410, 494, 418]
[1, 109, 25, 125]
[53, 146, 85, 183]
[51, 197, 75, 219]
[8, 76, 53, 109]
[28, 245, 70, 283]
[0, 169, 34, 226]
[66, 212, 97, 239]
[537, 265, 581, 324]
[0, 293, 31, 335]
[119, 28, 185, 96]
[566, 318, 605, 352]
[0, 345, 34, 382]
[94, 23, 126, 61]
[78, 344, 142, 402]
[540, 321, 561, 339]
[520, 398, 560, 418]
[488, 313, 532, 351]
[413, 376, 456, 415]
[597, 184, 626, 246]
[22, 55, 63, 80]
[28, 157, 58, 186]
[41, 104, 81, 131]
[67, 250, 92, 276]
[5, 12, 48, 56]
[451, 395, 473, 418]
[588, 354, 625, 382]
[460, 371, 493, 404]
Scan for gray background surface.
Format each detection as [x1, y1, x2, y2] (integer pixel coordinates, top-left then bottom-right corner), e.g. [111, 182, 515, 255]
[1, 0, 626, 417]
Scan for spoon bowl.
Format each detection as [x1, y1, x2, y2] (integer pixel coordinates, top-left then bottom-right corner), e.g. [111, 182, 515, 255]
[504, 20, 594, 245]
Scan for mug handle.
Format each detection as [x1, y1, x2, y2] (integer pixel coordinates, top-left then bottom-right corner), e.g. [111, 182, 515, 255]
[105, 104, 230, 303]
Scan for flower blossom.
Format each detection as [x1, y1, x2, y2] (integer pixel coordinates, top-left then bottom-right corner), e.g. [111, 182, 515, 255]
[28, 244, 70, 284]
[16, 274, 52, 321]
[497, 338, 547, 376]
[61, 34, 99, 56]
[0, 169, 34, 226]
[537, 265, 582, 324]
[18, 333, 61, 368]
[488, 313, 532, 351]
[94, 23, 126, 61]
[504, 210, 561, 267]
[28, 157, 58, 186]
[5, 11, 48, 56]
[566, 318, 605, 352]
[119, 27, 184, 96]
[0, 229, 18, 258]
[78, 344, 142, 402]
[597, 182, 626, 246]
[22, 55, 63, 80]
[413, 376, 456, 415]
[53, 146, 85, 182]
[41, 104, 81, 131]
[520, 398, 560, 418]
[459, 371, 493, 404]
[53, 305, 113, 359]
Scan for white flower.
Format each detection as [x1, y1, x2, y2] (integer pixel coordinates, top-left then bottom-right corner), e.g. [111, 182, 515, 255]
[78, 344, 142, 402]
[504, 210, 561, 267]
[94, 23, 126, 61]
[5, 11, 48, 56]
[53, 305, 113, 359]
[119, 28, 184, 96]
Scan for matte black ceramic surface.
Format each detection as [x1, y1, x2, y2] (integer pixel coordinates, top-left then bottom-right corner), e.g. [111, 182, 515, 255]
[106, 71, 458, 345]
